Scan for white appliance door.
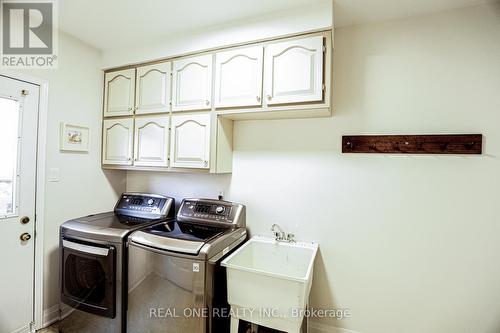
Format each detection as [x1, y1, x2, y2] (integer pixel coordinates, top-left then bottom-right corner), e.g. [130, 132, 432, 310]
[0, 76, 39, 333]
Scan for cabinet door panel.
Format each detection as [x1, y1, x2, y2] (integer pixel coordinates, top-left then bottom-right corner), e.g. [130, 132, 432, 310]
[170, 113, 211, 169]
[265, 36, 324, 105]
[172, 55, 213, 111]
[136, 63, 171, 115]
[134, 116, 170, 167]
[104, 69, 135, 117]
[214, 46, 263, 108]
[102, 118, 133, 165]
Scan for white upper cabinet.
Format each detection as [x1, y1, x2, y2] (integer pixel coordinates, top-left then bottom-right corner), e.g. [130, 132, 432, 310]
[172, 54, 213, 111]
[104, 69, 136, 117]
[135, 62, 172, 115]
[214, 46, 263, 108]
[101, 32, 332, 172]
[102, 118, 134, 165]
[170, 113, 211, 169]
[134, 116, 170, 167]
[264, 36, 324, 105]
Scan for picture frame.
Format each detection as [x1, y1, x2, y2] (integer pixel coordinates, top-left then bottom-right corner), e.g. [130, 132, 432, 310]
[60, 123, 90, 152]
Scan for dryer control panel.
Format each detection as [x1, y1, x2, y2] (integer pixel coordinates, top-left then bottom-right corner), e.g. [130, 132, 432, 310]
[114, 193, 175, 219]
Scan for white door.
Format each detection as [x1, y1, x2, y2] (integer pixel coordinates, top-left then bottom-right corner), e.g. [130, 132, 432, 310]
[135, 62, 171, 115]
[214, 46, 263, 108]
[0, 76, 39, 333]
[134, 116, 170, 167]
[264, 35, 324, 105]
[172, 54, 213, 111]
[102, 118, 134, 165]
[170, 113, 211, 169]
[104, 69, 136, 117]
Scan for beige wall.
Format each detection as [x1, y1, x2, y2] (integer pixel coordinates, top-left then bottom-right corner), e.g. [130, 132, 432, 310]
[127, 3, 500, 333]
[21, 32, 126, 313]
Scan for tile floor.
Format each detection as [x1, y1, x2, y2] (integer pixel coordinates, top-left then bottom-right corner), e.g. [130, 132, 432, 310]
[35, 320, 284, 333]
[36, 322, 58, 333]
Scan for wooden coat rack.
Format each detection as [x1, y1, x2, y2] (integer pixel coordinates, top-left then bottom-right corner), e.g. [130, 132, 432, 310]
[342, 134, 482, 154]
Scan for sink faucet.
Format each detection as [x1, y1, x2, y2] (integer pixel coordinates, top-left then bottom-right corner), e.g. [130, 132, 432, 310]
[270, 224, 295, 243]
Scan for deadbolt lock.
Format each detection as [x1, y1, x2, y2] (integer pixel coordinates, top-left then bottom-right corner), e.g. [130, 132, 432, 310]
[20, 216, 30, 224]
[20, 233, 31, 242]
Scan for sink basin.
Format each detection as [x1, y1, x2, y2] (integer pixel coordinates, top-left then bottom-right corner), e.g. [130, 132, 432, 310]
[221, 235, 318, 333]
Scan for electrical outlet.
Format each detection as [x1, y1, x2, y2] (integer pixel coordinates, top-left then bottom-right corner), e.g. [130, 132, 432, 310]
[218, 189, 225, 200]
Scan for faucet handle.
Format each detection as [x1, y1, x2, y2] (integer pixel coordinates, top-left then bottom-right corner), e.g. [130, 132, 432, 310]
[273, 231, 282, 241]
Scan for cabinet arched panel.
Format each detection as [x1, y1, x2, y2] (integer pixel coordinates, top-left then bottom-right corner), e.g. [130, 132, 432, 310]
[170, 113, 211, 169]
[136, 63, 171, 115]
[215, 46, 263, 108]
[265, 36, 324, 105]
[134, 116, 170, 167]
[172, 55, 213, 111]
[104, 69, 135, 117]
[102, 119, 133, 165]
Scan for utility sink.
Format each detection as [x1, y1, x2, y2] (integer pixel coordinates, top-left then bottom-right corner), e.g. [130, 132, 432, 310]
[221, 235, 318, 333]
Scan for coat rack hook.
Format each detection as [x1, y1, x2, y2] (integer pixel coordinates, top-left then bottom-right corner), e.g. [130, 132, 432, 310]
[464, 142, 475, 149]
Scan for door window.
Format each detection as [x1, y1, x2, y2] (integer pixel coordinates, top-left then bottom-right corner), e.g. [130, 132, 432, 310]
[61, 242, 116, 318]
[64, 254, 107, 304]
[0, 97, 20, 217]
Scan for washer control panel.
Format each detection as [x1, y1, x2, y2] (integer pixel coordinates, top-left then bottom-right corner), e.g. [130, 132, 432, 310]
[178, 199, 246, 227]
[114, 193, 175, 219]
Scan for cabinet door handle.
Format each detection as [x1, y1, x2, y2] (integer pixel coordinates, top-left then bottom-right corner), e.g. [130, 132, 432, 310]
[256, 96, 261, 102]
[205, 100, 210, 106]
[266, 95, 272, 101]
[204, 161, 208, 167]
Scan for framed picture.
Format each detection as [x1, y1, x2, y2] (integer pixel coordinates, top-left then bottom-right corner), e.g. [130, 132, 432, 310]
[60, 123, 90, 152]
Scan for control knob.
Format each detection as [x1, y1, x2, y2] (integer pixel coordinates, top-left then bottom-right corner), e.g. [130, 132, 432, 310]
[215, 205, 225, 214]
[147, 199, 155, 206]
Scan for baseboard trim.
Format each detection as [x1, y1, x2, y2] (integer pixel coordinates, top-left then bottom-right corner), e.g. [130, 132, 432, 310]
[12, 324, 31, 333]
[41, 304, 59, 328]
[308, 320, 361, 333]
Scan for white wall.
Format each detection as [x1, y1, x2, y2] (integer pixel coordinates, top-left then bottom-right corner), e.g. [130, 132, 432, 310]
[127, 3, 500, 333]
[21, 32, 126, 315]
[101, 1, 332, 68]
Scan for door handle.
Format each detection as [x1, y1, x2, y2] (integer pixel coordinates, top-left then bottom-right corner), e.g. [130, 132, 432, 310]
[62, 240, 110, 256]
[20, 216, 30, 224]
[20, 233, 31, 242]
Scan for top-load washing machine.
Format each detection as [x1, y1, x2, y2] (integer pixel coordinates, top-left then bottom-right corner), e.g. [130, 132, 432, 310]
[127, 198, 247, 333]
